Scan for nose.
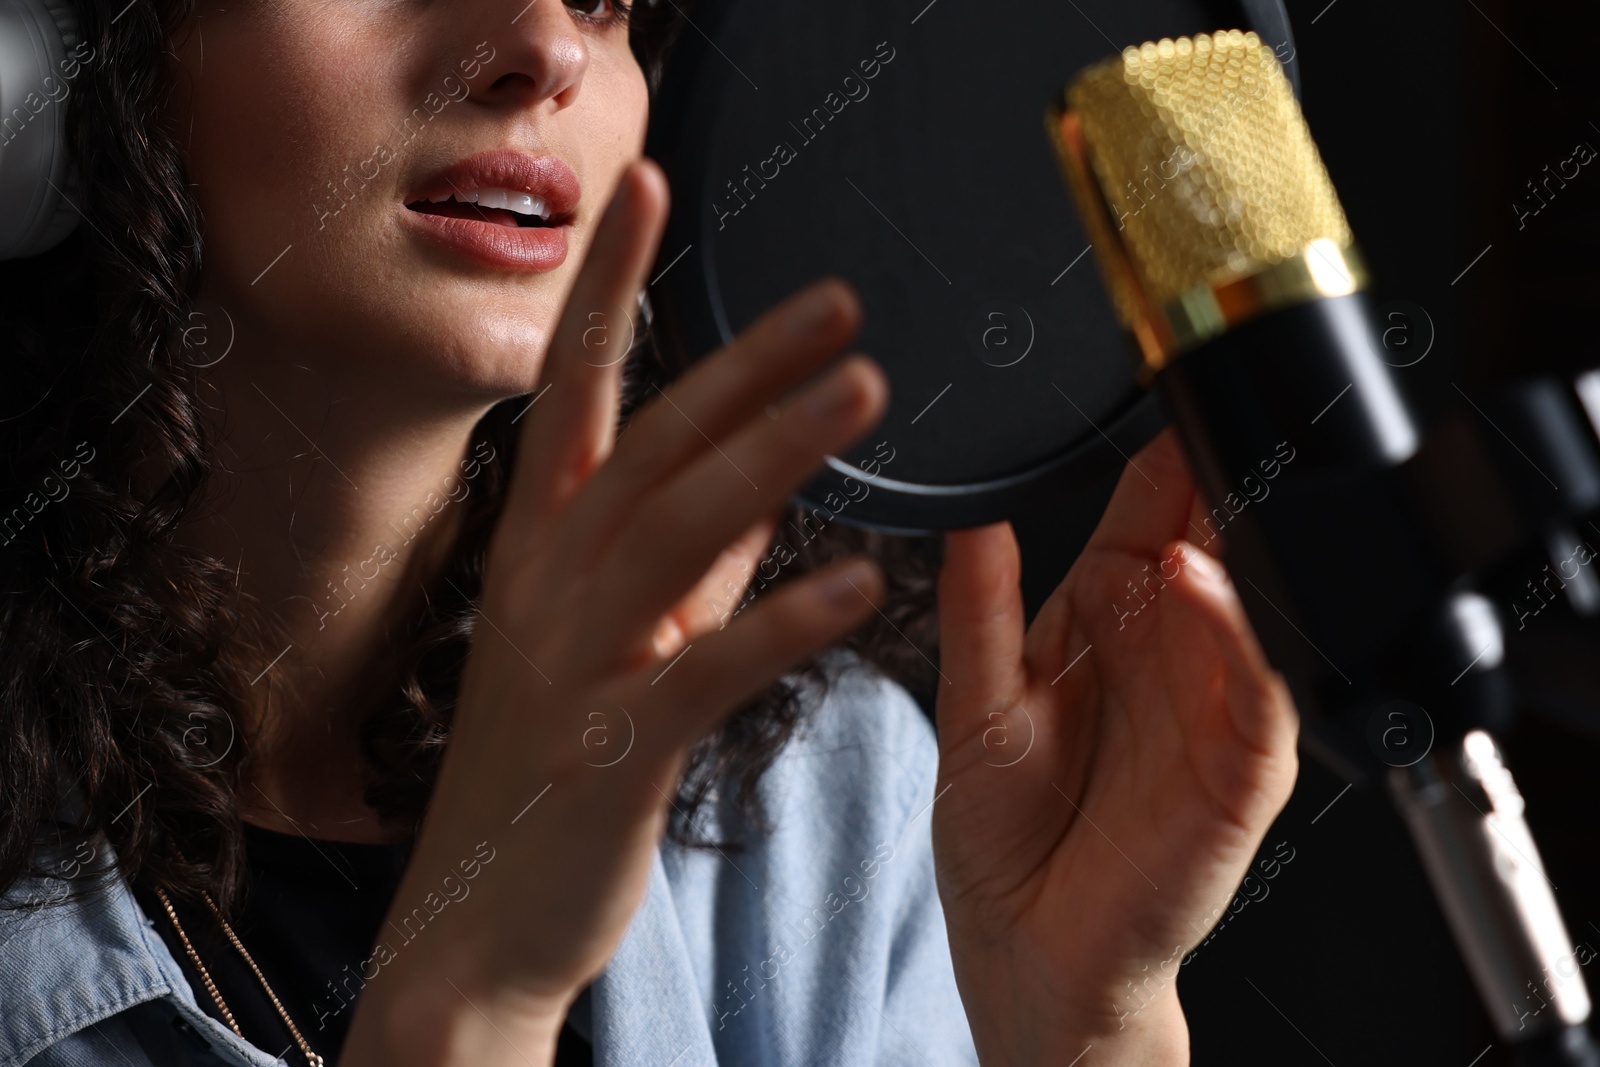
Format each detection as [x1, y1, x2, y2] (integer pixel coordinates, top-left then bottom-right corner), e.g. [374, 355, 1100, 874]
[474, 0, 589, 111]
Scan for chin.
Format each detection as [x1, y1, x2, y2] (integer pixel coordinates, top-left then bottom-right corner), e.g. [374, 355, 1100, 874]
[437, 322, 559, 401]
[343, 319, 558, 405]
[388, 238, 577, 398]
[440, 286, 596, 402]
[265, 268, 567, 405]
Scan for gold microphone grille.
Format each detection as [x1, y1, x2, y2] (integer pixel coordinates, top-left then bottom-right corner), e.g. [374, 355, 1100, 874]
[1065, 30, 1353, 307]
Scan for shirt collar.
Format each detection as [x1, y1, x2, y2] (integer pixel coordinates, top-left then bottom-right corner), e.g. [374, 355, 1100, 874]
[1, 791, 711, 1067]
[0, 793, 285, 1067]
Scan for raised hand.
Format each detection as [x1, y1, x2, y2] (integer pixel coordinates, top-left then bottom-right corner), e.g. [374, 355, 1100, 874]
[931, 428, 1300, 1065]
[339, 158, 890, 1067]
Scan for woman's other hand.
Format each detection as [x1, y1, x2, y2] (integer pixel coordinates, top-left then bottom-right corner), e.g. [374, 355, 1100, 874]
[341, 158, 890, 1066]
[932, 428, 1300, 1065]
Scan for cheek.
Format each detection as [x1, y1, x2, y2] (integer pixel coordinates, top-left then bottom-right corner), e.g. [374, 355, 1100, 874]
[179, 11, 400, 309]
[559, 60, 650, 273]
[610, 56, 651, 156]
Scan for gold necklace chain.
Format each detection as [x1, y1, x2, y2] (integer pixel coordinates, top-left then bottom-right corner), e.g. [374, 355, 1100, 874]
[151, 885, 325, 1067]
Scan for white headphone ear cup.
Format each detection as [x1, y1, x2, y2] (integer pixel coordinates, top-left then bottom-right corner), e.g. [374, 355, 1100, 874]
[0, 0, 85, 260]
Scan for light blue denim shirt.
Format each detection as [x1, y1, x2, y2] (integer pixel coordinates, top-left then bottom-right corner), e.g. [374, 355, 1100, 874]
[0, 650, 980, 1066]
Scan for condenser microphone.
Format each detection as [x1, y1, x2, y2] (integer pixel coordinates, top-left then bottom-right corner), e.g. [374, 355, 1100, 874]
[1046, 30, 1434, 732]
[1048, 31, 1600, 1064]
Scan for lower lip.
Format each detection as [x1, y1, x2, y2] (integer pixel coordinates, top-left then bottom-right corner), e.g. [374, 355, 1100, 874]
[402, 208, 569, 272]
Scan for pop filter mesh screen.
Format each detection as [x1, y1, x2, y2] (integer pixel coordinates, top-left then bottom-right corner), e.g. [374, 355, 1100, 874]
[648, 0, 1295, 529]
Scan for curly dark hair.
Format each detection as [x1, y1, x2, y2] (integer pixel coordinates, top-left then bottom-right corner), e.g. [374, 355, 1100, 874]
[0, 0, 942, 918]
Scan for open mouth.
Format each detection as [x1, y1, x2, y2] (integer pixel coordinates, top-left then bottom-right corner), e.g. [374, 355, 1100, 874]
[405, 187, 567, 229]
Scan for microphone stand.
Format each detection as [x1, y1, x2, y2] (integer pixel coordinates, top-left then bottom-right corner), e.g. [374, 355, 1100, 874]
[1383, 377, 1600, 1065]
[1158, 347, 1600, 1065]
[1390, 728, 1597, 1065]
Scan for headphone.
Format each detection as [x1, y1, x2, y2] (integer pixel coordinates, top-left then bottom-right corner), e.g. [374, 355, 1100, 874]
[0, 0, 85, 260]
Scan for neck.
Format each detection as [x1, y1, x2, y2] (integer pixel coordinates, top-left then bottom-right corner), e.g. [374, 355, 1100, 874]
[174, 341, 505, 843]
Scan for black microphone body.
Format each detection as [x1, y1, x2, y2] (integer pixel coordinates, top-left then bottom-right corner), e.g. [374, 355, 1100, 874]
[1154, 289, 1512, 774]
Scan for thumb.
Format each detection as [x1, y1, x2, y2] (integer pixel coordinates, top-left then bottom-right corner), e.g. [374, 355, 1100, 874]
[936, 522, 1027, 748]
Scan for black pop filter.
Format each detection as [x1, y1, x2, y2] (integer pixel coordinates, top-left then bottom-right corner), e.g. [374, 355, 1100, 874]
[644, 0, 1298, 532]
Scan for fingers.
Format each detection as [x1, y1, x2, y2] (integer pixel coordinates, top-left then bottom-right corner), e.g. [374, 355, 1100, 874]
[547, 276, 862, 572]
[637, 556, 885, 756]
[1161, 541, 1298, 761]
[635, 510, 781, 667]
[1022, 429, 1198, 670]
[935, 523, 1026, 724]
[498, 158, 670, 549]
[579, 352, 889, 662]
[1080, 427, 1198, 561]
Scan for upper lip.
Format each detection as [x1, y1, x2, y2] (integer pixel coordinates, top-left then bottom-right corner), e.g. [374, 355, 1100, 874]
[406, 149, 581, 223]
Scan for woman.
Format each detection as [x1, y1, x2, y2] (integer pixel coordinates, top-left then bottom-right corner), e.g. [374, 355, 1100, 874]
[0, 0, 1300, 1064]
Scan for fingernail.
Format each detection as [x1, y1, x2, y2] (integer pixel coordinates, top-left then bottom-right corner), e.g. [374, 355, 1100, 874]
[821, 559, 875, 608]
[1186, 547, 1224, 583]
[802, 363, 861, 424]
[783, 283, 840, 338]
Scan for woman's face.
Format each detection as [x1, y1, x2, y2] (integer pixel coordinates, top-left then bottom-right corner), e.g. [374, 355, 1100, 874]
[165, 0, 648, 399]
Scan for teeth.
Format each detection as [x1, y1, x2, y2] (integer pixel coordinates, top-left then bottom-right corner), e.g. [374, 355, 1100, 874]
[477, 188, 548, 217]
[423, 186, 549, 217]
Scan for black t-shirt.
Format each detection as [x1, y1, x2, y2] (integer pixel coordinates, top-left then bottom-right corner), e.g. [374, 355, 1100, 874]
[132, 823, 592, 1066]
